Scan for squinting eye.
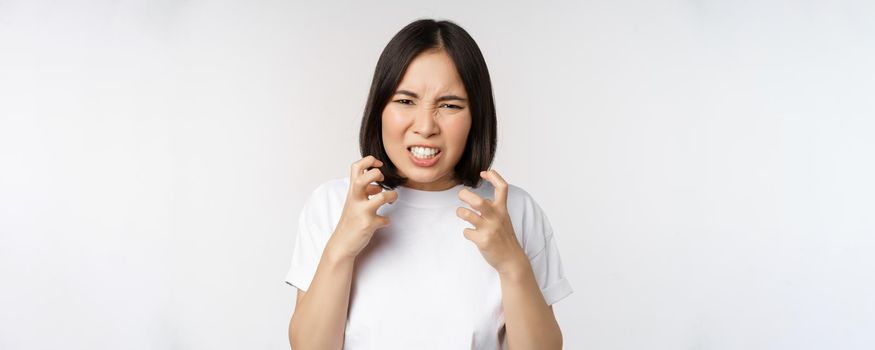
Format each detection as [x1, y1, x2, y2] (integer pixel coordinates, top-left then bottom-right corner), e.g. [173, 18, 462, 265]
[394, 99, 414, 105]
[440, 104, 463, 109]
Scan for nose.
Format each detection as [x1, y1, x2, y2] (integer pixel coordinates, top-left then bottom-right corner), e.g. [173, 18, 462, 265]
[412, 104, 440, 138]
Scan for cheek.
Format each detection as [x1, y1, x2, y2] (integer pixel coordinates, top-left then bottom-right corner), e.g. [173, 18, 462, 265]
[444, 114, 472, 152]
[381, 108, 408, 149]
[382, 107, 405, 126]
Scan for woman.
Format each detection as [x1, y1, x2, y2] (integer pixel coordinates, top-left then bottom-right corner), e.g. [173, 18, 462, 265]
[285, 19, 572, 350]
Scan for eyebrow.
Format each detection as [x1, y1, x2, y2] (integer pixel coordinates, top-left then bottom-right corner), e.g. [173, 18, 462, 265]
[394, 89, 467, 103]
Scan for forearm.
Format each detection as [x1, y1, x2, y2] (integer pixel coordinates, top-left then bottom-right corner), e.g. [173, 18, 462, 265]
[499, 256, 563, 350]
[289, 238, 356, 350]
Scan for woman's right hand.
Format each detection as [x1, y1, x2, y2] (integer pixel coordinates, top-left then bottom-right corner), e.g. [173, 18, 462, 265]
[326, 155, 398, 260]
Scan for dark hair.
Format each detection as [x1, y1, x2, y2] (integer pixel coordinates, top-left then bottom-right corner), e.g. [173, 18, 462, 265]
[359, 19, 498, 190]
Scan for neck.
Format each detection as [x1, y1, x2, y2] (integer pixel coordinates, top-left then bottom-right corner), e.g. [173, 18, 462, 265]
[402, 174, 458, 191]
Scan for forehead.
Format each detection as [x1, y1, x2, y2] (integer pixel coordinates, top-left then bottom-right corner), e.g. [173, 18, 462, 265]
[395, 49, 466, 94]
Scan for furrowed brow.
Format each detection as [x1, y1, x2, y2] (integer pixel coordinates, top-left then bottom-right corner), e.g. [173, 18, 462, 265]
[395, 90, 419, 99]
[435, 95, 467, 103]
[394, 90, 467, 103]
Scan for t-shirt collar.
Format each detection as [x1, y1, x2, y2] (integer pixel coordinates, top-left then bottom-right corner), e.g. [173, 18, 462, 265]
[393, 182, 469, 208]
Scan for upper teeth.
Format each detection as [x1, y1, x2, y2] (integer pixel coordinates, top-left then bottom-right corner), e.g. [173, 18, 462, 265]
[410, 146, 439, 157]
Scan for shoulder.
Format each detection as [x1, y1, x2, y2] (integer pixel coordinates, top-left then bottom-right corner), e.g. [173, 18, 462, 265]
[307, 176, 349, 203]
[506, 182, 536, 206]
[482, 181, 554, 254]
[478, 180, 542, 218]
[299, 177, 349, 231]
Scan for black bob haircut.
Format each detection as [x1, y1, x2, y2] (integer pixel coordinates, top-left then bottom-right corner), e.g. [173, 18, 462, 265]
[358, 19, 498, 190]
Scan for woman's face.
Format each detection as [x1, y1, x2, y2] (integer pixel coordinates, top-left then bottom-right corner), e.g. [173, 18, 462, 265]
[382, 49, 472, 191]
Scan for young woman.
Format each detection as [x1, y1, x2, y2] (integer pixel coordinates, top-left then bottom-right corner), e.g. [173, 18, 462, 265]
[285, 19, 573, 350]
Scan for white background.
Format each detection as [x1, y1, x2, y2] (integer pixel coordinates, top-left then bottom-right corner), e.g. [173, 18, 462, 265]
[1, 0, 874, 349]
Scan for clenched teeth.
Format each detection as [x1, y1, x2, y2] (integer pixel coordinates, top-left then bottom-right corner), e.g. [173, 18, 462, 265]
[409, 146, 439, 158]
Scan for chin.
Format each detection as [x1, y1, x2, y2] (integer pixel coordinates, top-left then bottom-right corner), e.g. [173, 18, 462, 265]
[399, 166, 450, 182]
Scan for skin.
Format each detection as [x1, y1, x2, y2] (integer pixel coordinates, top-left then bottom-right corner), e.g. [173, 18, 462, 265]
[288, 48, 562, 350]
[381, 48, 471, 191]
[458, 170, 563, 350]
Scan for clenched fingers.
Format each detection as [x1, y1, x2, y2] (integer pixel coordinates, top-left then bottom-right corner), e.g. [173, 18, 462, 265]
[365, 190, 397, 211]
[350, 155, 383, 181]
[352, 168, 385, 199]
[456, 206, 484, 227]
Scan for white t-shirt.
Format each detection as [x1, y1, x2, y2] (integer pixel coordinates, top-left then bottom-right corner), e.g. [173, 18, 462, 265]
[284, 176, 573, 350]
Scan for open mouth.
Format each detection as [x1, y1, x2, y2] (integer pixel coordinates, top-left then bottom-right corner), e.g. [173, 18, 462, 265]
[407, 146, 442, 167]
[407, 146, 442, 159]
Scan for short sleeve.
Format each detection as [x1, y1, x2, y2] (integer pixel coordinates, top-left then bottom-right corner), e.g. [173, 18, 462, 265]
[284, 184, 333, 292]
[525, 198, 574, 305]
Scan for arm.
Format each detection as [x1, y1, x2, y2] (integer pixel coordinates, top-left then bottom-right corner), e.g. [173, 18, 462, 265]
[500, 255, 563, 350]
[288, 156, 395, 349]
[454, 170, 564, 350]
[288, 243, 356, 350]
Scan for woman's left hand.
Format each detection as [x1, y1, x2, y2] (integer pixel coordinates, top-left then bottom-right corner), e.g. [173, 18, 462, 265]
[457, 169, 528, 275]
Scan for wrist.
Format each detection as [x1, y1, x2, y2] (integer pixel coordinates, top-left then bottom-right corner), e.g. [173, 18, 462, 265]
[324, 239, 357, 265]
[496, 251, 532, 282]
